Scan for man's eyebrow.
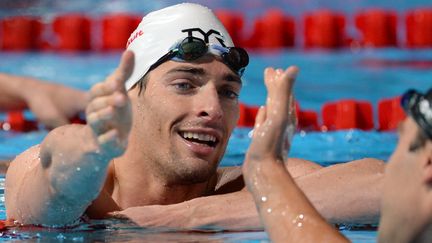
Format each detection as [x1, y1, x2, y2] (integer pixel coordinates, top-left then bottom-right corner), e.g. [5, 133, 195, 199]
[166, 65, 242, 85]
[223, 73, 242, 85]
[166, 66, 206, 76]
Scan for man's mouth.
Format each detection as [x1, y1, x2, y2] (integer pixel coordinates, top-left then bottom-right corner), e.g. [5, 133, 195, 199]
[179, 132, 218, 147]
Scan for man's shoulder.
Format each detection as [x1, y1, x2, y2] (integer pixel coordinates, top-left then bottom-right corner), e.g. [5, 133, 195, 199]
[213, 166, 245, 194]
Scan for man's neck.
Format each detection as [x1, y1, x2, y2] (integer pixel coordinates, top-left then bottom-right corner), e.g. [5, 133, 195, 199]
[110, 156, 217, 209]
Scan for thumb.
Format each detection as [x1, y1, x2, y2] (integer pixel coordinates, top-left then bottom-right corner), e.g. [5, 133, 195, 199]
[115, 51, 135, 92]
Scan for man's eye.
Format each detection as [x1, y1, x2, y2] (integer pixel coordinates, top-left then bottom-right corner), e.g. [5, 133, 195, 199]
[220, 89, 239, 99]
[174, 82, 193, 91]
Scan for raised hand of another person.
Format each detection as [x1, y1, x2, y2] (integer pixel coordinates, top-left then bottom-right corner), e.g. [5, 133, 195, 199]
[242, 66, 348, 243]
[243, 66, 298, 173]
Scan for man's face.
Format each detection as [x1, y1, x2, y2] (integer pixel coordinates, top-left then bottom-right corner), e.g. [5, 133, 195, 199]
[379, 117, 429, 241]
[128, 55, 241, 184]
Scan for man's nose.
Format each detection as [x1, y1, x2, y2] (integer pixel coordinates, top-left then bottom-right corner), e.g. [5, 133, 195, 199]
[195, 86, 223, 121]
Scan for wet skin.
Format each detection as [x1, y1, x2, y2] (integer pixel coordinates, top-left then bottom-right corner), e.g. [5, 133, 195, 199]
[5, 51, 384, 228]
[379, 118, 432, 243]
[122, 54, 242, 186]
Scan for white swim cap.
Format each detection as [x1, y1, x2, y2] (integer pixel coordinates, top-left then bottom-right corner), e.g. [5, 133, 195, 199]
[125, 3, 235, 90]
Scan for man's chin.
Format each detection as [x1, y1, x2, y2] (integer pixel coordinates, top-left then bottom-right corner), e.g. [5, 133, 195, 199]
[171, 159, 218, 184]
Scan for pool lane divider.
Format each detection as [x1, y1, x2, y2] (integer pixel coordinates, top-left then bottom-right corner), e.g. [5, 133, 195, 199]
[4, 8, 432, 51]
[0, 16, 45, 51]
[101, 14, 142, 51]
[53, 14, 92, 51]
[0, 111, 85, 132]
[355, 9, 398, 47]
[304, 10, 347, 49]
[0, 96, 405, 133]
[322, 100, 374, 131]
[406, 9, 432, 48]
[238, 97, 404, 132]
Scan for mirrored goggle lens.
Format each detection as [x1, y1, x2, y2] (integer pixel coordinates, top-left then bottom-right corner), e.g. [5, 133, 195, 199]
[222, 47, 249, 72]
[178, 38, 207, 60]
[175, 37, 249, 76]
[401, 89, 419, 113]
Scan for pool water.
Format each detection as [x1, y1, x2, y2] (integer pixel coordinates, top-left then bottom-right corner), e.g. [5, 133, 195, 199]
[1, 48, 431, 242]
[1, 2, 432, 241]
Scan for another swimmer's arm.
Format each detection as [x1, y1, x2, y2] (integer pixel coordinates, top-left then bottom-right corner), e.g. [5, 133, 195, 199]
[0, 73, 87, 129]
[0, 73, 31, 110]
[243, 67, 348, 242]
[5, 51, 134, 226]
[245, 160, 348, 242]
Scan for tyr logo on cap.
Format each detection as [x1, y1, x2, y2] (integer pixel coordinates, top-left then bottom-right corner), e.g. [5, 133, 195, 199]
[182, 28, 226, 47]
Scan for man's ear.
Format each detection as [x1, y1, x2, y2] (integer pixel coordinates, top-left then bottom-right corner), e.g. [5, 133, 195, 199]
[422, 141, 432, 184]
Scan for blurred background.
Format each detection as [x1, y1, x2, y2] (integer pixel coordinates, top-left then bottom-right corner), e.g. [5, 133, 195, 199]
[0, 0, 431, 163]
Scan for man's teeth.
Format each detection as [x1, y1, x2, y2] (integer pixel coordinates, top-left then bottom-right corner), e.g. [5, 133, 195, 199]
[181, 132, 216, 142]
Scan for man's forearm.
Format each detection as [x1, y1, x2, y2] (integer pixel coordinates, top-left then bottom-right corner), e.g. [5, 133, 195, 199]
[245, 161, 348, 243]
[6, 125, 113, 225]
[189, 159, 382, 229]
[115, 189, 262, 230]
[39, 125, 115, 209]
[296, 159, 383, 224]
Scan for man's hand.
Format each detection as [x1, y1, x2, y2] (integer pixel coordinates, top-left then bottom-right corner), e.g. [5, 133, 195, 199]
[85, 51, 134, 157]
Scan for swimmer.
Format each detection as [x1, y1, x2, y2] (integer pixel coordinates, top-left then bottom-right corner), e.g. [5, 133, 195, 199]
[243, 87, 432, 242]
[5, 3, 384, 228]
[0, 73, 87, 129]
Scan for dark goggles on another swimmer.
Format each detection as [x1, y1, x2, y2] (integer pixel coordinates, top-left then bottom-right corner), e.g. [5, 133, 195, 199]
[401, 88, 432, 139]
[149, 37, 249, 77]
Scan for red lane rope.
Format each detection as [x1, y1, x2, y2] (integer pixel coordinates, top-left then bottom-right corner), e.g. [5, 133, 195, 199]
[0, 96, 404, 133]
[2, 8, 432, 51]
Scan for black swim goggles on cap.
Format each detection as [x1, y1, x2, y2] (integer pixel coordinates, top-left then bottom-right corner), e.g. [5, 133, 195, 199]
[401, 88, 432, 139]
[148, 37, 249, 77]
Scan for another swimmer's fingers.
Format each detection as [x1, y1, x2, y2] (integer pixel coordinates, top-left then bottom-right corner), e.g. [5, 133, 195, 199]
[86, 92, 127, 113]
[253, 106, 266, 131]
[263, 67, 275, 88]
[282, 66, 298, 94]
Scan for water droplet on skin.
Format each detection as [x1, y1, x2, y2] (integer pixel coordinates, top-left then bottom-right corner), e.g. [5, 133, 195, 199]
[76, 167, 81, 171]
[2, 123, 11, 131]
[261, 196, 267, 202]
[297, 222, 303, 227]
[299, 214, 304, 219]
[267, 208, 272, 213]
[248, 130, 254, 138]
